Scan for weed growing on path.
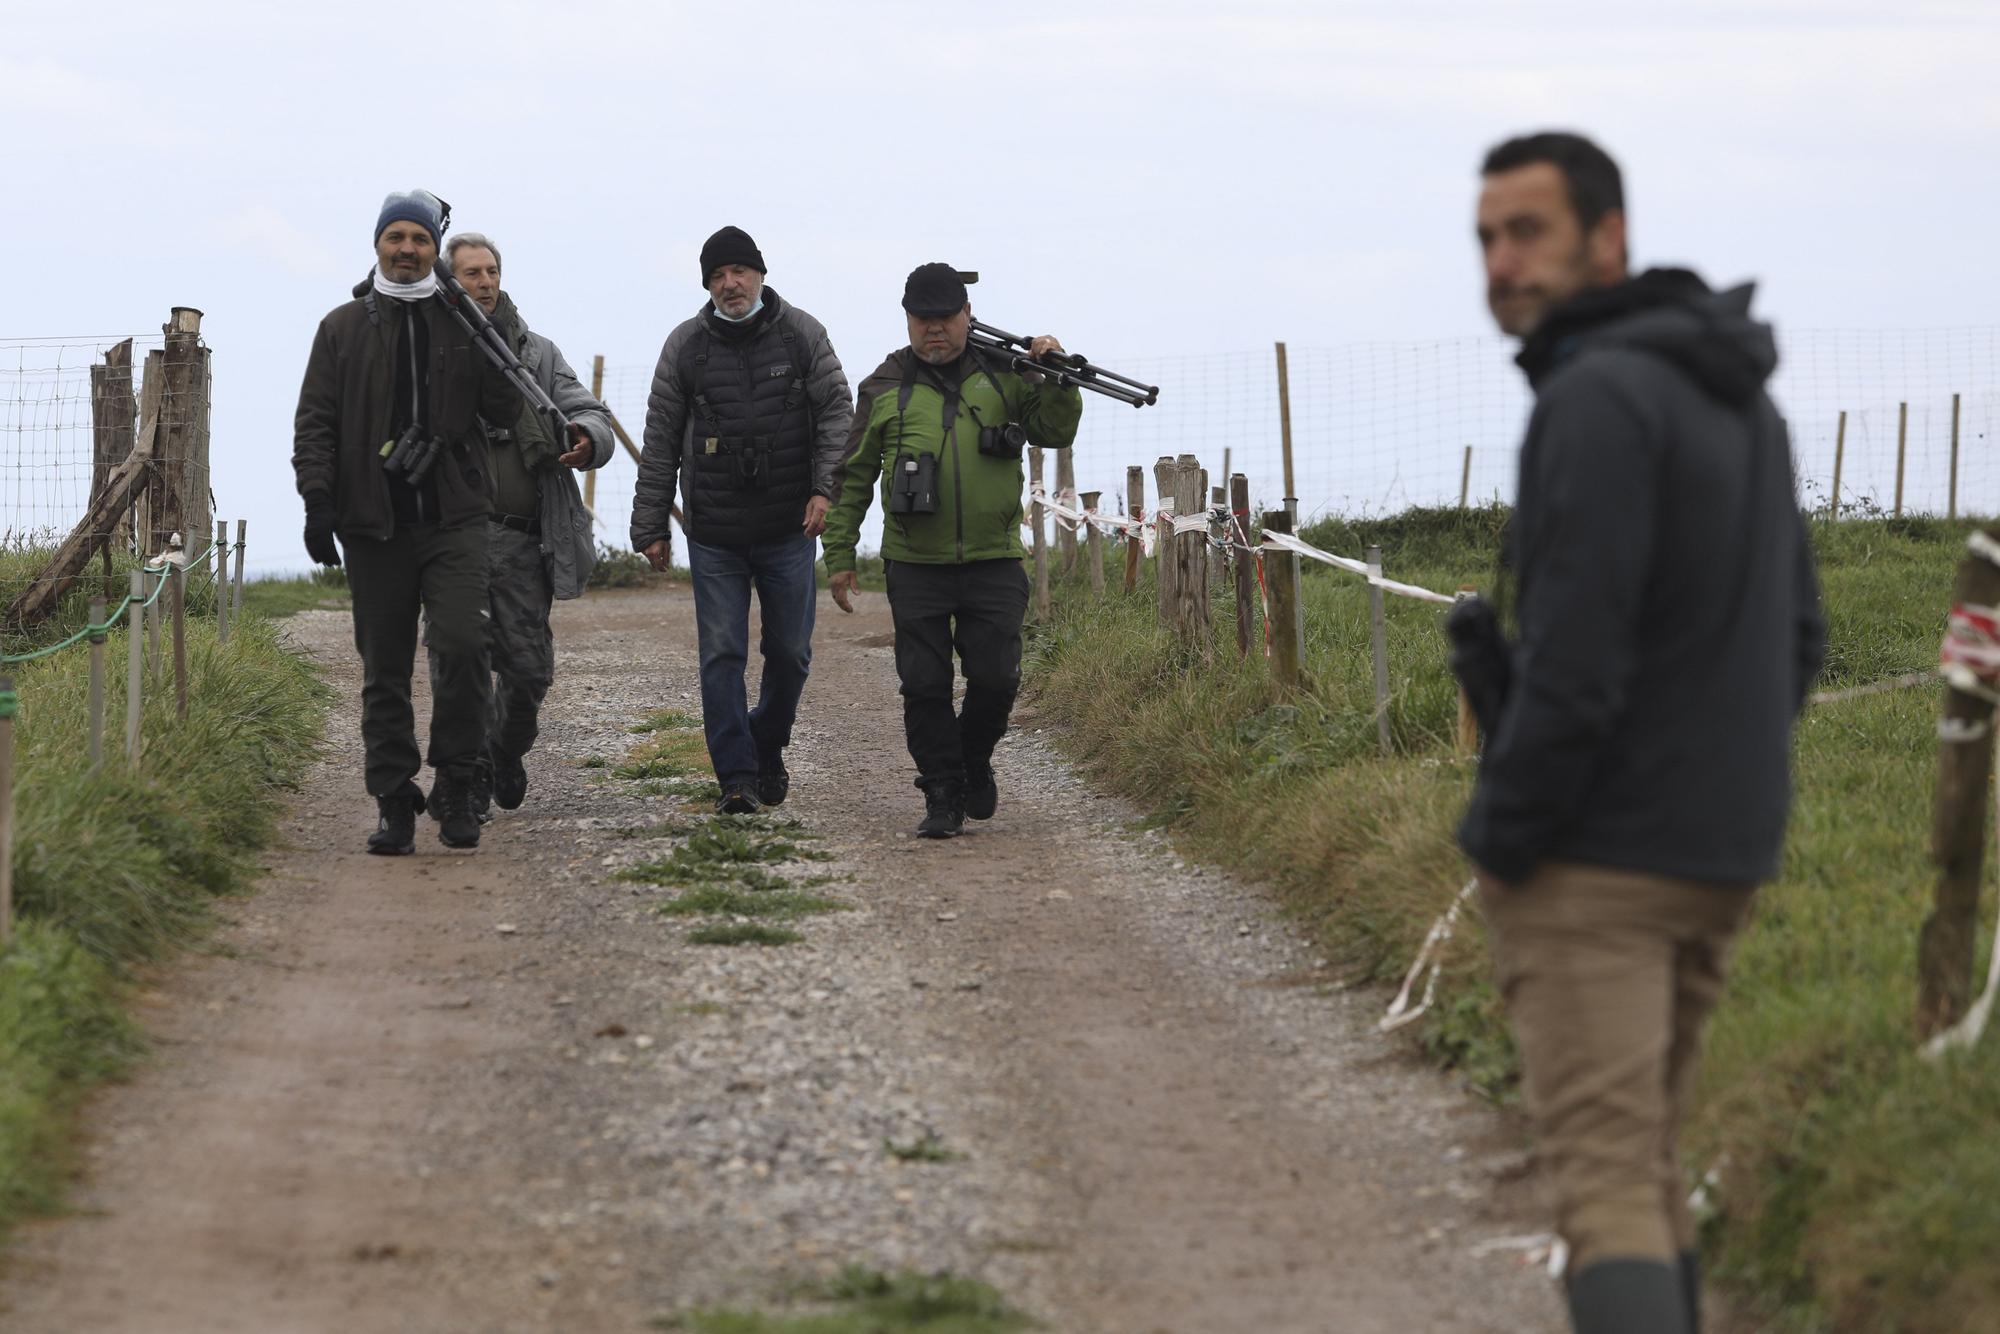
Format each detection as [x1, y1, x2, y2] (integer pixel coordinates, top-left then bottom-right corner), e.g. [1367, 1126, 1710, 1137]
[656, 885, 846, 919]
[884, 1135, 963, 1163]
[654, 1265, 1033, 1331]
[688, 923, 803, 948]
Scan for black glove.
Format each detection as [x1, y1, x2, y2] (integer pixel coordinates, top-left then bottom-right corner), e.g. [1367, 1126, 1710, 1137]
[1444, 595, 1512, 735]
[303, 490, 341, 567]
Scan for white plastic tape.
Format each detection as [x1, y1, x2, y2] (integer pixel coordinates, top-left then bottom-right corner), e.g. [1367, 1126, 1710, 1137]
[1379, 879, 1477, 1032]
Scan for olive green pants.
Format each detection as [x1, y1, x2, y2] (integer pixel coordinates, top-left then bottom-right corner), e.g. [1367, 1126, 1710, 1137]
[1480, 862, 1754, 1271]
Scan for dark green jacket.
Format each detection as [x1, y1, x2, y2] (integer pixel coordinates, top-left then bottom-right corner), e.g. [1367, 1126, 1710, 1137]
[822, 346, 1081, 572]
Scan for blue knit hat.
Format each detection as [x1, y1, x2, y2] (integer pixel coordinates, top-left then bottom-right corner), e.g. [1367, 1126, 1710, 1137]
[374, 190, 447, 245]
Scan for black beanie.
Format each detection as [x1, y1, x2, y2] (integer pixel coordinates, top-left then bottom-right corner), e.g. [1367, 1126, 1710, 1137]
[700, 226, 766, 285]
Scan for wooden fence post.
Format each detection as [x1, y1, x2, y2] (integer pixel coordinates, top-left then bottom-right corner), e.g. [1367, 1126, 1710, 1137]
[1029, 448, 1049, 620]
[171, 560, 188, 721]
[1209, 481, 1227, 588]
[1055, 447, 1078, 575]
[1455, 585, 1479, 756]
[1949, 393, 1962, 522]
[1893, 403, 1909, 520]
[1459, 445, 1473, 511]
[89, 339, 137, 553]
[1275, 341, 1297, 526]
[231, 519, 247, 617]
[1154, 456, 1176, 628]
[1174, 455, 1209, 645]
[1919, 529, 2000, 1035]
[147, 560, 163, 682]
[1082, 491, 1105, 595]
[1231, 474, 1254, 659]
[126, 569, 144, 764]
[1124, 465, 1144, 594]
[1365, 543, 1392, 755]
[87, 597, 107, 772]
[1830, 411, 1847, 521]
[150, 308, 209, 557]
[0, 677, 13, 949]
[1262, 510, 1303, 692]
[215, 520, 231, 644]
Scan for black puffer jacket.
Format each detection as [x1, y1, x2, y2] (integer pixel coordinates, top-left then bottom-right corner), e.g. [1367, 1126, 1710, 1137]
[1458, 269, 1826, 886]
[632, 290, 853, 552]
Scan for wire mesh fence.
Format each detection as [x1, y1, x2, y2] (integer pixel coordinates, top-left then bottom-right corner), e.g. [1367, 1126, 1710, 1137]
[582, 326, 2000, 547]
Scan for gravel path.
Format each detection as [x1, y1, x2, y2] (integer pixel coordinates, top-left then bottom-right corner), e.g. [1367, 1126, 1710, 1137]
[0, 581, 1564, 1332]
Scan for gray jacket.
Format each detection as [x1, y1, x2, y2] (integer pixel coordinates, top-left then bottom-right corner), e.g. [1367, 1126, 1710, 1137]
[520, 325, 614, 599]
[630, 291, 851, 553]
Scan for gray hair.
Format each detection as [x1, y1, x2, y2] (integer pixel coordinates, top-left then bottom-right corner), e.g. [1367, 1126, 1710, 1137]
[445, 231, 501, 274]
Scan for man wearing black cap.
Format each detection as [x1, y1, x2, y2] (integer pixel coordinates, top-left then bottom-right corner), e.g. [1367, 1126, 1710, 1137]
[292, 189, 522, 854]
[632, 226, 852, 814]
[822, 264, 1081, 838]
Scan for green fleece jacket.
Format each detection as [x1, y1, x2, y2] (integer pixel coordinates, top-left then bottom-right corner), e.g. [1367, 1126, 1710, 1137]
[821, 346, 1082, 572]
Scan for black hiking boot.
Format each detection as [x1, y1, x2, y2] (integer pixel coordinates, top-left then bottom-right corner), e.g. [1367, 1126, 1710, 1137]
[492, 748, 527, 812]
[756, 747, 790, 808]
[366, 784, 425, 856]
[717, 786, 763, 816]
[965, 759, 998, 821]
[916, 777, 966, 839]
[431, 768, 483, 849]
[471, 756, 495, 824]
[1565, 1259, 1688, 1334]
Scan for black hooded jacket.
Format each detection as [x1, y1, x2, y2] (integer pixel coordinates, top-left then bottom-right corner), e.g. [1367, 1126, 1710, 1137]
[1458, 269, 1827, 886]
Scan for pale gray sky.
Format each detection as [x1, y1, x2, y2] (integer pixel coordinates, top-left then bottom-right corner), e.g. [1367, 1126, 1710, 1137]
[5, 0, 1997, 569]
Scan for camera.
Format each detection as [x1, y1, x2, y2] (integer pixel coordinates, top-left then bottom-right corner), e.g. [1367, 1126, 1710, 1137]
[977, 421, 1028, 459]
[888, 450, 940, 515]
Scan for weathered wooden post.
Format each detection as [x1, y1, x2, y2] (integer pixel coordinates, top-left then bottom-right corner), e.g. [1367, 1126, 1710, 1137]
[1082, 490, 1106, 595]
[1055, 447, 1078, 575]
[1456, 585, 1480, 757]
[1895, 402, 1909, 520]
[1920, 529, 2000, 1035]
[87, 597, 107, 772]
[1209, 482, 1227, 589]
[1275, 342, 1297, 527]
[1154, 456, 1176, 628]
[0, 677, 13, 949]
[588, 355, 605, 516]
[1365, 543, 1392, 755]
[215, 520, 231, 644]
[231, 519, 247, 618]
[1174, 455, 1209, 645]
[1949, 393, 1962, 522]
[1230, 474, 1254, 659]
[1124, 465, 1144, 595]
[126, 568, 144, 764]
[171, 559, 188, 721]
[149, 308, 210, 556]
[1262, 510, 1303, 693]
[89, 339, 137, 555]
[1830, 411, 1847, 521]
[1029, 448, 1050, 620]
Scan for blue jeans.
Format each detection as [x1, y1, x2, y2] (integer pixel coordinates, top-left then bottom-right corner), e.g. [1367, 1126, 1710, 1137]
[686, 533, 818, 789]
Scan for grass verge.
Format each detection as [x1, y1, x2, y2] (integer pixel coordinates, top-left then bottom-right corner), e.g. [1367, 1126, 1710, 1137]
[0, 612, 328, 1235]
[237, 567, 349, 619]
[1028, 507, 1986, 1332]
[655, 1266, 1034, 1332]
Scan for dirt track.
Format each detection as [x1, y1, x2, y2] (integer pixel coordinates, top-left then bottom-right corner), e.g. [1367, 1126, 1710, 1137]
[0, 581, 1564, 1332]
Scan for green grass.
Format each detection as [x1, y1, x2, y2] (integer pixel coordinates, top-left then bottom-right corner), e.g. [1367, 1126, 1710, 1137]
[655, 1266, 1034, 1332]
[1029, 506, 1987, 1332]
[589, 543, 682, 590]
[0, 612, 328, 1234]
[237, 568, 349, 619]
[654, 885, 846, 919]
[687, 922, 803, 948]
[884, 1135, 963, 1163]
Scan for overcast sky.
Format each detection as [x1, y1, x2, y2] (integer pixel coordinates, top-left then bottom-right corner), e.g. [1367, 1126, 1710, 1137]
[5, 0, 1997, 570]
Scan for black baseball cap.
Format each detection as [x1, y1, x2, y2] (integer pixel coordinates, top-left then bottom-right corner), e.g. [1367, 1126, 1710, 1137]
[902, 262, 975, 317]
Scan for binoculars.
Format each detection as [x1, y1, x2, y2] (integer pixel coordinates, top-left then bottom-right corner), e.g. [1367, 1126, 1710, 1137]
[380, 424, 444, 487]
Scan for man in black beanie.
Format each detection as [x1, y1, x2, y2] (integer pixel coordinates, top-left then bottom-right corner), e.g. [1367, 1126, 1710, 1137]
[632, 227, 852, 813]
[292, 190, 522, 854]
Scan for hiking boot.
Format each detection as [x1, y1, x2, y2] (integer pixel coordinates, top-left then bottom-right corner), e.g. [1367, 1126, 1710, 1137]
[916, 777, 966, 839]
[717, 786, 763, 816]
[431, 768, 482, 849]
[366, 785, 425, 856]
[756, 748, 790, 808]
[492, 748, 528, 811]
[471, 757, 495, 824]
[965, 760, 998, 821]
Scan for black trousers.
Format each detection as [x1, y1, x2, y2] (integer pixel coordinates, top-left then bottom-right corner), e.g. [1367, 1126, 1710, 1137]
[885, 558, 1029, 783]
[343, 522, 490, 796]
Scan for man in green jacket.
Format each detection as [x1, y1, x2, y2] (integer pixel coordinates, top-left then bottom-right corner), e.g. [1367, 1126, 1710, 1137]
[824, 264, 1082, 837]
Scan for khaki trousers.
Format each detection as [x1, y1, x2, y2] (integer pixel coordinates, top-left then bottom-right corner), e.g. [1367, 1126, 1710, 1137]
[1480, 861, 1754, 1270]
